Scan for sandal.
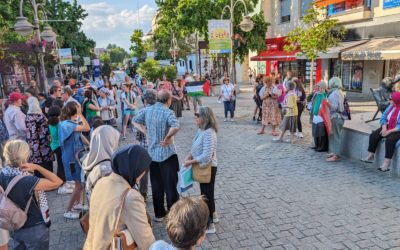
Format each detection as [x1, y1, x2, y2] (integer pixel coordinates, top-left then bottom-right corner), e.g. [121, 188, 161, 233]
[257, 130, 265, 135]
[378, 165, 391, 172]
[361, 157, 374, 163]
[272, 137, 283, 142]
[326, 153, 335, 158]
[326, 156, 341, 162]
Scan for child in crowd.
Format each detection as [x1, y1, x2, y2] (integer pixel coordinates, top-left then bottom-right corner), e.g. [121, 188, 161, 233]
[150, 196, 209, 250]
[274, 80, 298, 144]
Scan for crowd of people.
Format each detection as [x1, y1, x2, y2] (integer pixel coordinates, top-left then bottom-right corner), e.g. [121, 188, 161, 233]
[0, 70, 221, 249]
[0, 66, 399, 249]
[253, 70, 400, 167]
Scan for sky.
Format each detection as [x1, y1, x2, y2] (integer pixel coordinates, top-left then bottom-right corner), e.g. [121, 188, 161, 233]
[74, 0, 157, 52]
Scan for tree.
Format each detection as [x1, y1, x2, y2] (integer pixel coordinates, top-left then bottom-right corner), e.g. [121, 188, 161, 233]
[106, 44, 128, 65]
[138, 58, 161, 82]
[130, 29, 145, 61]
[284, 4, 346, 91]
[154, 0, 269, 62]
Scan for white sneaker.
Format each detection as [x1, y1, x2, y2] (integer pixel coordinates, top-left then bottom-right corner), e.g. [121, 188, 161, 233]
[213, 212, 220, 223]
[223, 118, 227, 122]
[64, 211, 80, 219]
[66, 181, 75, 189]
[298, 132, 304, 138]
[73, 203, 89, 211]
[230, 118, 234, 122]
[57, 186, 73, 195]
[206, 223, 216, 234]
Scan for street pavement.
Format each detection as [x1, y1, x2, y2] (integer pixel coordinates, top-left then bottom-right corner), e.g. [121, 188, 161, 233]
[47, 85, 400, 249]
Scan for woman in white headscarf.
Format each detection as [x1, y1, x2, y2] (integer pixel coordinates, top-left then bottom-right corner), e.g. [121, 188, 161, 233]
[326, 77, 346, 162]
[25, 96, 54, 175]
[82, 125, 120, 198]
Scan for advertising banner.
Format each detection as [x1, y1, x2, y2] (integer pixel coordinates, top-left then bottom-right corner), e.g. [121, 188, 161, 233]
[83, 57, 91, 66]
[59, 48, 73, 65]
[208, 20, 231, 54]
[383, 0, 400, 9]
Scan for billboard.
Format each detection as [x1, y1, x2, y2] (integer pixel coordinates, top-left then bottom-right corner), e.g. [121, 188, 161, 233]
[59, 48, 73, 65]
[208, 20, 231, 54]
[83, 57, 91, 66]
[383, 0, 400, 9]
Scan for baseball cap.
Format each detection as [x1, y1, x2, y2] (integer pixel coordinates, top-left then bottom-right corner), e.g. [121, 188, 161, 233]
[9, 92, 25, 102]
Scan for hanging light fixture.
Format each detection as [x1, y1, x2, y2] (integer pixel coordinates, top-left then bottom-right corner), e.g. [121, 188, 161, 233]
[41, 24, 57, 42]
[239, 16, 254, 32]
[13, 16, 34, 36]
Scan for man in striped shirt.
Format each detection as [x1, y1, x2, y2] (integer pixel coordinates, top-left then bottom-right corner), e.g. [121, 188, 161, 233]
[133, 90, 180, 221]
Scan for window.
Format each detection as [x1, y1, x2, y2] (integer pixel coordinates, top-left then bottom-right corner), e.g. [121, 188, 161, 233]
[327, 0, 365, 16]
[280, 0, 291, 23]
[300, 0, 313, 17]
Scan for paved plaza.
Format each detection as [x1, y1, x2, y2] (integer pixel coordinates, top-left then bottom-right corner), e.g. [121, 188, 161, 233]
[47, 86, 400, 249]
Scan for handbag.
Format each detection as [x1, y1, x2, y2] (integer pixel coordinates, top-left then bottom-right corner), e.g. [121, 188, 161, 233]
[79, 211, 89, 234]
[192, 162, 212, 184]
[112, 189, 137, 250]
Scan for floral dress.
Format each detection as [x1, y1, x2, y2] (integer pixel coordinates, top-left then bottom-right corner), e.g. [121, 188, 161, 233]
[26, 114, 54, 164]
[262, 86, 282, 126]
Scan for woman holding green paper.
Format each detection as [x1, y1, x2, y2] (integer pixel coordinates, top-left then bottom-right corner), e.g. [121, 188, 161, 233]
[183, 106, 218, 234]
[311, 81, 329, 152]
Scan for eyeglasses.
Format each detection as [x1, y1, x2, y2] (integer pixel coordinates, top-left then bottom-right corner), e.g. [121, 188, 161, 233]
[194, 113, 200, 118]
[57, 89, 61, 92]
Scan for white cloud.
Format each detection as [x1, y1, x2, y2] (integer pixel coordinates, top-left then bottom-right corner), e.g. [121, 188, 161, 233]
[81, 2, 156, 51]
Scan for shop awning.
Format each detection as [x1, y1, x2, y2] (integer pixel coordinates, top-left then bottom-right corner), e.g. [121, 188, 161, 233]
[315, 0, 346, 7]
[250, 50, 297, 61]
[342, 37, 400, 60]
[297, 40, 368, 59]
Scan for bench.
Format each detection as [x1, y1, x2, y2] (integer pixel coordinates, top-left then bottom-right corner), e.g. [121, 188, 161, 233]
[366, 88, 390, 123]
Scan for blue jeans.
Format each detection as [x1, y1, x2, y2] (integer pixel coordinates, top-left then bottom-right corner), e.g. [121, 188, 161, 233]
[12, 223, 49, 250]
[223, 101, 234, 118]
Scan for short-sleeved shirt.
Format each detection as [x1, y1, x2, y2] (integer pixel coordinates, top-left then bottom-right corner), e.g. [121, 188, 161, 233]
[220, 83, 234, 101]
[120, 91, 136, 111]
[133, 102, 179, 162]
[0, 173, 44, 228]
[49, 123, 60, 151]
[84, 101, 97, 120]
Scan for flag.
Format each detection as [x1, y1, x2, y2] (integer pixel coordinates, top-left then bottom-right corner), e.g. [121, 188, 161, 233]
[186, 81, 207, 97]
[319, 99, 332, 135]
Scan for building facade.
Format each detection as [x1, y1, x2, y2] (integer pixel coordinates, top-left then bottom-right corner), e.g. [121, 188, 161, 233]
[250, 0, 400, 94]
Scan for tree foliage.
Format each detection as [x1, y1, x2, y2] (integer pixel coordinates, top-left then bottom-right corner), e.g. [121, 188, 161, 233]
[154, 0, 269, 62]
[130, 29, 145, 61]
[284, 5, 346, 63]
[138, 58, 177, 82]
[105, 44, 128, 65]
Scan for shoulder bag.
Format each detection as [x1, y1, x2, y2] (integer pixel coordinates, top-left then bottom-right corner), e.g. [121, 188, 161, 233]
[192, 160, 212, 184]
[0, 175, 33, 231]
[112, 189, 137, 250]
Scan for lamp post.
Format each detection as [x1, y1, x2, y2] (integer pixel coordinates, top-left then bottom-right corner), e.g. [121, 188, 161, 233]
[168, 33, 179, 65]
[13, 0, 57, 93]
[221, 0, 254, 84]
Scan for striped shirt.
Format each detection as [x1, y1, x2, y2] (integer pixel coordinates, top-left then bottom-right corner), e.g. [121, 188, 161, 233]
[133, 102, 179, 162]
[191, 128, 217, 167]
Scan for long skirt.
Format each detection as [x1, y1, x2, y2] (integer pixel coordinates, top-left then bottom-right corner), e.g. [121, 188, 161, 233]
[329, 118, 344, 155]
[170, 99, 183, 118]
[262, 98, 281, 126]
[312, 121, 329, 152]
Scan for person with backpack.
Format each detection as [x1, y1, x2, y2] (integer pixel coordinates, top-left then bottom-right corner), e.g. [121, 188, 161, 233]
[0, 140, 62, 249]
[326, 77, 346, 162]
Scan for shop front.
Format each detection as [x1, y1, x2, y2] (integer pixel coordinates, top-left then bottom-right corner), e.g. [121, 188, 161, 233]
[341, 37, 400, 93]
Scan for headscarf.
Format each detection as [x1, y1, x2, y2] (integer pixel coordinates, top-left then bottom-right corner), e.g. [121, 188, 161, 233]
[387, 92, 400, 130]
[27, 96, 42, 114]
[112, 144, 152, 187]
[82, 125, 120, 172]
[328, 77, 342, 89]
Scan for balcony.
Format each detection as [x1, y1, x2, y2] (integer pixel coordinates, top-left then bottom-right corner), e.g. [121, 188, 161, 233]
[326, 1, 371, 23]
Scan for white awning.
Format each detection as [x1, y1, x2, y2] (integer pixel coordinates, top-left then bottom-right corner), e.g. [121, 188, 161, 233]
[342, 37, 400, 60]
[297, 40, 368, 59]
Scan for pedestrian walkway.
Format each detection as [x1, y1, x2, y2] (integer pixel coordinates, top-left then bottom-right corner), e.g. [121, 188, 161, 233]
[48, 89, 400, 249]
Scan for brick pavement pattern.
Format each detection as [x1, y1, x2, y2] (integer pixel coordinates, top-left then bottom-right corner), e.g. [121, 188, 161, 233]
[47, 87, 400, 249]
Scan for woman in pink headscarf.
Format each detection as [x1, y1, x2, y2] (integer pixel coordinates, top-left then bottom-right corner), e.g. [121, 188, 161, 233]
[362, 92, 400, 171]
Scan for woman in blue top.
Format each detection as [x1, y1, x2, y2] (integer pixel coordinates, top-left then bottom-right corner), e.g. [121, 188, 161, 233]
[59, 102, 90, 219]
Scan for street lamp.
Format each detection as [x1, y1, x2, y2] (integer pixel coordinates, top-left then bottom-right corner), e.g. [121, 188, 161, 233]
[13, 0, 57, 93]
[221, 0, 254, 84]
[169, 33, 179, 65]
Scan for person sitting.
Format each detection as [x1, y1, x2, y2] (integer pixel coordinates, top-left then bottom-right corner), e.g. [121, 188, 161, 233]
[150, 196, 209, 250]
[362, 92, 400, 171]
[84, 145, 155, 250]
[0, 140, 62, 249]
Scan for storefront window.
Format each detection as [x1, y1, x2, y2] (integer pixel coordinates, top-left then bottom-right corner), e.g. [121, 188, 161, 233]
[389, 60, 400, 78]
[336, 60, 363, 92]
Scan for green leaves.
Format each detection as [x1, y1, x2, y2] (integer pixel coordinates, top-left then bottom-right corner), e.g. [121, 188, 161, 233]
[138, 58, 177, 82]
[284, 4, 346, 61]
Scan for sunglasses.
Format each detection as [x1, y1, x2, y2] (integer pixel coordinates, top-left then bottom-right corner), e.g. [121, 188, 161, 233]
[194, 113, 200, 118]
